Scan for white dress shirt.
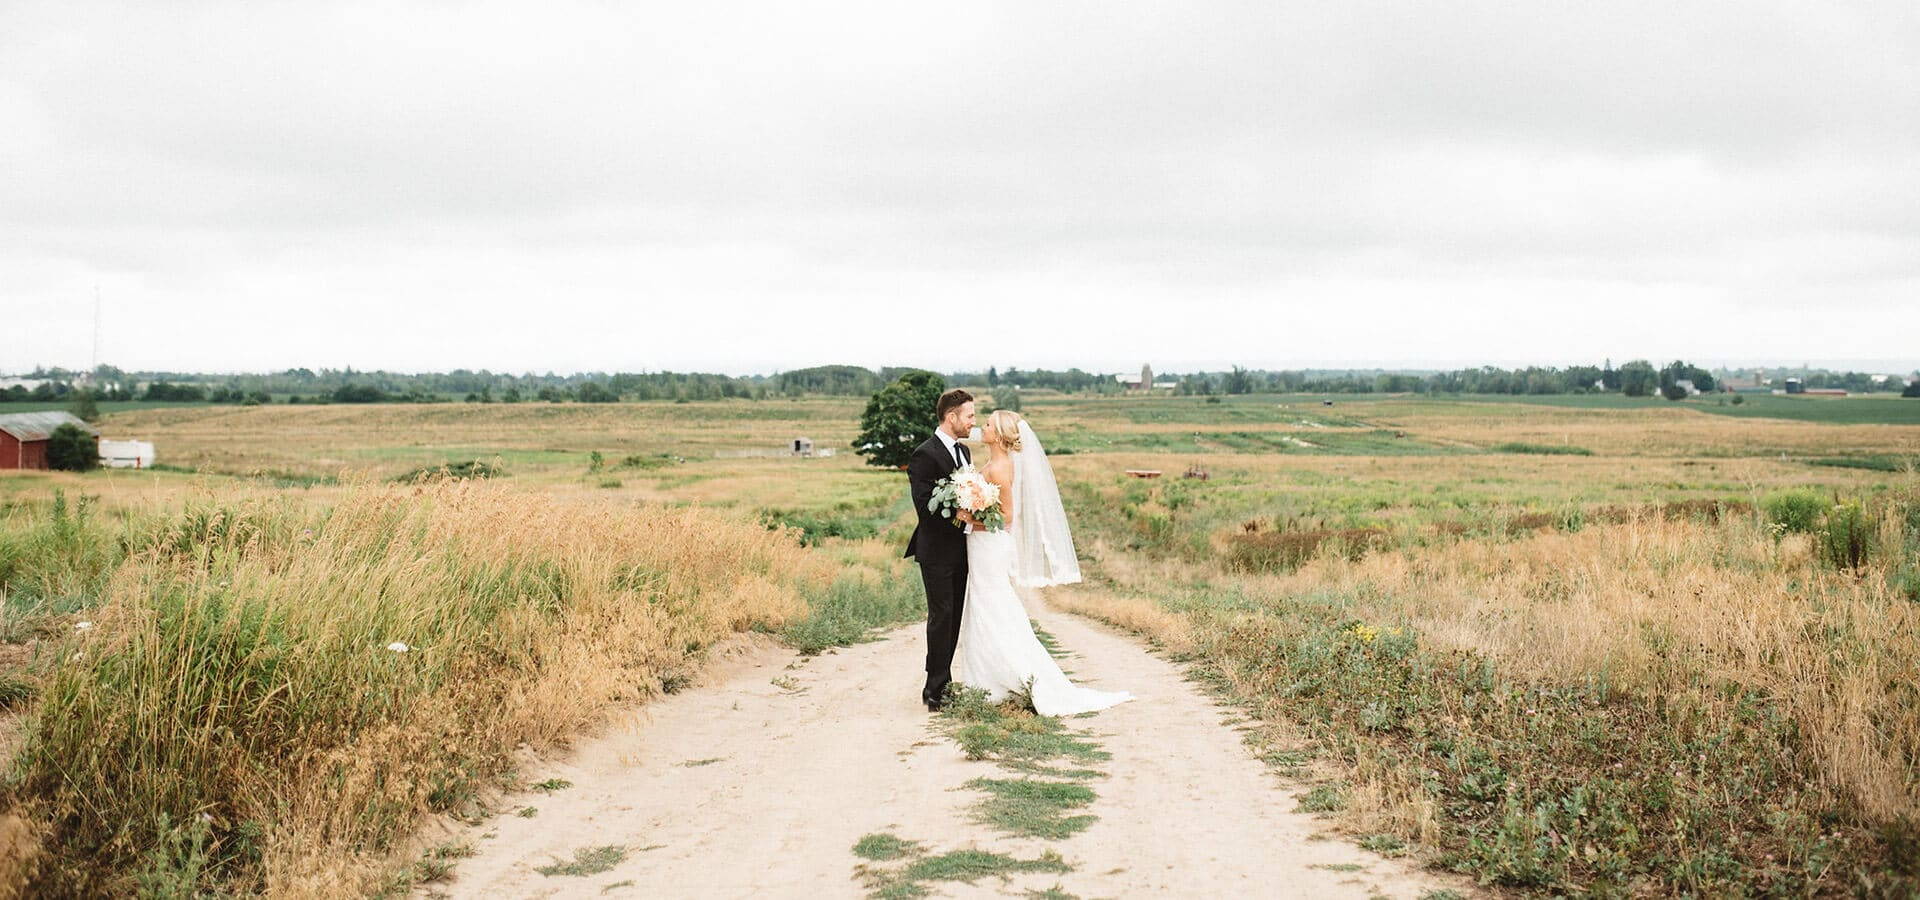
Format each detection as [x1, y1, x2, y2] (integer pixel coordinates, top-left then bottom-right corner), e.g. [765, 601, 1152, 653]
[934, 427, 973, 533]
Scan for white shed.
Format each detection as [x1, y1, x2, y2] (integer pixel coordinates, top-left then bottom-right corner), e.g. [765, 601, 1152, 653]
[99, 439, 156, 468]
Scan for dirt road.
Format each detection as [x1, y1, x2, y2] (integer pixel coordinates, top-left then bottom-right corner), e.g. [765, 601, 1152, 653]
[432, 598, 1467, 899]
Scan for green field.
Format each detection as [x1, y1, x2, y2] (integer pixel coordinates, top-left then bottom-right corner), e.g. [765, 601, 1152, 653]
[1435, 391, 1920, 424]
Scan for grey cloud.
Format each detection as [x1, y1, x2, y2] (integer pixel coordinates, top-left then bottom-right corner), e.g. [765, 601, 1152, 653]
[2, 0, 1916, 372]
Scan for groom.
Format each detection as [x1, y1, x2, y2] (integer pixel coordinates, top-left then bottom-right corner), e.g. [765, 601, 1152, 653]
[903, 388, 976, 712]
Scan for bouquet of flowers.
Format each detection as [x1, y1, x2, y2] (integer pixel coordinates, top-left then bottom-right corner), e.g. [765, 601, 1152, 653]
[929, 464, 1005, 531]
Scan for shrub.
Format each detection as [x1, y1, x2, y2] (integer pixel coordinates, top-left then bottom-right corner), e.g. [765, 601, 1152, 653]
[330, 384, 389, 403]
[1820, 500, 1873, 573]
[1491, 442, 1593, 456]
[760, 508, 879, 546]
[393, 460, 502, 483]
[1763, 489, 1826, 534]
[46, 424, 99, 472]
[1223, 528, 1386, 573]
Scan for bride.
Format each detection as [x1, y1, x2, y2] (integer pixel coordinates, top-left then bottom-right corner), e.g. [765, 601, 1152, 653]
[951, 409, 1133, 716]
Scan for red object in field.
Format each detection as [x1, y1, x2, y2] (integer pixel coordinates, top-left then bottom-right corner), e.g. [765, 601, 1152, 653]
[1124, 469, 1162, 478]
[0, 430, 48, 469]
[0, 412, 99, 470]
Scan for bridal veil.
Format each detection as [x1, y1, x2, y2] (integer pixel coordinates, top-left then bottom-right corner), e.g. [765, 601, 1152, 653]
[1011, 420, 1080, 588]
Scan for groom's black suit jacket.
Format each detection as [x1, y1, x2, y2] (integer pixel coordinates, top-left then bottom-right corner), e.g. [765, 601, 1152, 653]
[903, 433, 970, 568]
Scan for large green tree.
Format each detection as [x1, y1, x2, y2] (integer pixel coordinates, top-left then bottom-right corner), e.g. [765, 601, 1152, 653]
[47, 423, 98, 471]
[1657, 360, 1715, 398]
[853, 371, 945, 469]
[1618, 360, 1657, 397]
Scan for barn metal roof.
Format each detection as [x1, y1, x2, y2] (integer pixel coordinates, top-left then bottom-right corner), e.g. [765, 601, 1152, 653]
[0, 411, 100, 442]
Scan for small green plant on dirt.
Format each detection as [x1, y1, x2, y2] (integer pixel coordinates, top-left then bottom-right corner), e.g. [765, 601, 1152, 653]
[1023, 887, 1079, 900]
[1359, 834, 1408, 857]
[963, 777, 1098, 839]
[1031, 622, 1069, 659]
[938, 685, 1110, 769]
[852, 838, 1071, 900]
[535, 845, 627, 877]
[531, 778, 573, 793]
[852, 832, 921, 861]
[1294, 783, 1346, 813]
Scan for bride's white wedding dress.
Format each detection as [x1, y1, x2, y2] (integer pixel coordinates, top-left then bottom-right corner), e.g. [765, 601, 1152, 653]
[951, 422, 1133, 716]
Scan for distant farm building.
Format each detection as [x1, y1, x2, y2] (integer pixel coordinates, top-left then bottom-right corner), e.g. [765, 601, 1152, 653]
[0, 411, 98, 470]
[1115, 364, 1177, 393]
[100, 439, 157, 468]
[719, 438, 832, 459]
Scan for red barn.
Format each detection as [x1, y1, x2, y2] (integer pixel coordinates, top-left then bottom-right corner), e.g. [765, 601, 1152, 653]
[0, 411, 100, 470]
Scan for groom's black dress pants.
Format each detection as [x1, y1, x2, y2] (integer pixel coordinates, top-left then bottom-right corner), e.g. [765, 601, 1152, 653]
[919, 561, 967, 705]
[905, 433, 970, 706]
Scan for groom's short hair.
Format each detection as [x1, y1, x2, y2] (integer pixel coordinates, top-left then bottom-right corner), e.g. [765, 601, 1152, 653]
[936, 388, 973, 421]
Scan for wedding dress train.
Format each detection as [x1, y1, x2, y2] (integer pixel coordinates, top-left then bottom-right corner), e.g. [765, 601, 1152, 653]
[952, 529, 1133, 716]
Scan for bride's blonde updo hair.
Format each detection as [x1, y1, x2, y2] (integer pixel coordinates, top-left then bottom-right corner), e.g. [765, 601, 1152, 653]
[986, 409, 1025, 454]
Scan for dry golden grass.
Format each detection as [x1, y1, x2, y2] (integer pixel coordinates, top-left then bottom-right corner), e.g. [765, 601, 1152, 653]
[1406, 413, 1920, 457]
[3, 481, 837, 896]
[1086, 502, 1920, 820]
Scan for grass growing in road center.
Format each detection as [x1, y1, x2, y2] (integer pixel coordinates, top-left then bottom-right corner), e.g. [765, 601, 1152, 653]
[851, 834, 1071, 900]
[962, 777, 1097, 839]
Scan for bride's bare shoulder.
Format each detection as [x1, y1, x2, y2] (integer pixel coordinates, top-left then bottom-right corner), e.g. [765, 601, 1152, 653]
[985, 455, 1015, 480]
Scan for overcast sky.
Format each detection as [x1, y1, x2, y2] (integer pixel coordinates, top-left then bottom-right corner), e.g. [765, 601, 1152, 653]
[3, 1, 1917, 376]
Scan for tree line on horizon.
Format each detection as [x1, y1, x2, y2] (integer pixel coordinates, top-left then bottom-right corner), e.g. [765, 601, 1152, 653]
[4, 360, 1916, 408]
